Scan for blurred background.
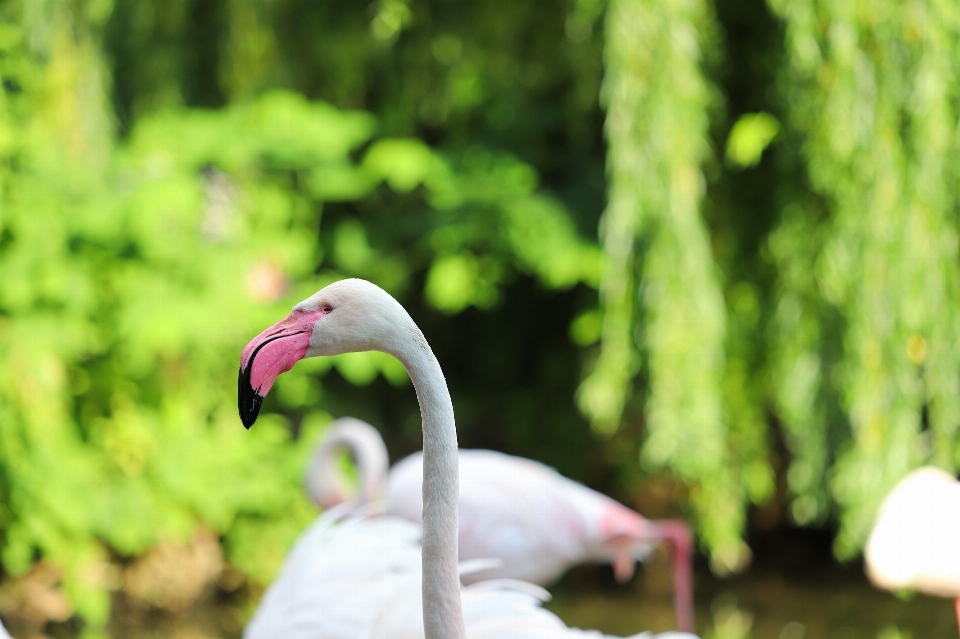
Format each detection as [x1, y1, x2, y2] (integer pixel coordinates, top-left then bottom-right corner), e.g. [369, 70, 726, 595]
[1, 0, 959, 637]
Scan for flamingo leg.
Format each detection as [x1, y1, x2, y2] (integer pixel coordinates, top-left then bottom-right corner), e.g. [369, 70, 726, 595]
[955, 596, 960, 638]
[646, 519, 695, 634]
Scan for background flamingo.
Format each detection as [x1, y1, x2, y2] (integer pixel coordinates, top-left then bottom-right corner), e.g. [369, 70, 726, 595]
[239, 278, 699, 639]
[864, 466, 960, 634]
[308, 417, 695, 633]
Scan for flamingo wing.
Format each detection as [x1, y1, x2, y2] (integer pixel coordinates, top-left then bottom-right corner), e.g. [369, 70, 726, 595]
[243, 509, 426, 639]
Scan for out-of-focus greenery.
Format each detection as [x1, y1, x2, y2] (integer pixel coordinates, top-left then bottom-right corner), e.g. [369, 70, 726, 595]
[766, 0, 960, 560]
[581, 0, 770, 574]
[580, 0, 960, 577]
[1, 0, 960, 632]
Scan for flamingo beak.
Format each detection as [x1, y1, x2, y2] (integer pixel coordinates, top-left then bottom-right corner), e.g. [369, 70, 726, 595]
[238, 309, 324, 428]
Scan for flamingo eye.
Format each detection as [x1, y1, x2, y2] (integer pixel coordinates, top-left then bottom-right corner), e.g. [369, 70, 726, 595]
[321, 306, 334, 314]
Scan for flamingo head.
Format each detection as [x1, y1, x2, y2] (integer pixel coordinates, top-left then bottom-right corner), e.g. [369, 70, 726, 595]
[239, 278, 417, 428]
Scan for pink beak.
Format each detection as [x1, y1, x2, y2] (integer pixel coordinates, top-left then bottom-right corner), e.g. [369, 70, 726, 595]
[238, 309, 324, 428]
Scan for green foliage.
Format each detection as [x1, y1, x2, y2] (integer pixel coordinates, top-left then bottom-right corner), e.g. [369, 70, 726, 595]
[725, 113, 780, 169]
[876, 626, 912, 639]
[0, 28, 337, 617]
[769, 0, 960, 557]
[581, 0, 769, 573]
[581, 0, 960, 575]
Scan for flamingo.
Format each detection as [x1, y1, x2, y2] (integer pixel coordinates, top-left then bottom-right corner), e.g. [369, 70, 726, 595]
[238, 278, 698, 639]
[0, 619, 10, 639]
[864, 466, 960, 634]
[307, 417, 695, 632]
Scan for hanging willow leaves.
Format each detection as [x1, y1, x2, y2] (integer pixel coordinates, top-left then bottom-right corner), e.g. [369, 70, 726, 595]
[581, 0, 769, 573]
[769, 0, 960, 556]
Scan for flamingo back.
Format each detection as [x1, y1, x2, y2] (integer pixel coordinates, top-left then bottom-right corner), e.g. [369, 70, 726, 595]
[243, 510, 425, 639]
[387, 449, 654, 585]
[865, 466, 960, 597]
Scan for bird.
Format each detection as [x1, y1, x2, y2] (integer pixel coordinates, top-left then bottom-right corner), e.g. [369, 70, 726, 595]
[864, 466, 960, 633]
[0, 619, 10, 639]
[307, 416, 695, 633]
[245, 503, 688, 639]
[238, 278, 700, 639]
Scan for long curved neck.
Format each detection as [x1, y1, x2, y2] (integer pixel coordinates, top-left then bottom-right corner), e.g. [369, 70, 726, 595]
[395, 333, 465, 639]
[307, 421, 388, 508]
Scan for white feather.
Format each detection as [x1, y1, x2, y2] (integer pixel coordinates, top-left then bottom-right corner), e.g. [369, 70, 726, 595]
[244, 509, 699, 639]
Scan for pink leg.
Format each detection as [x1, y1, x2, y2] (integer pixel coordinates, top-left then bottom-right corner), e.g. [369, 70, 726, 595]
[649, 519, 695, 634]
[955, 596, 960, 638]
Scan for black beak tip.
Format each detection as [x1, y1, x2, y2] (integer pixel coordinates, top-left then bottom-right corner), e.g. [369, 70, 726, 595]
[238, 366, 264, 429]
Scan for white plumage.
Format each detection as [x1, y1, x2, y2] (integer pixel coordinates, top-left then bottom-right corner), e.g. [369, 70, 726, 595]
[388, 449, 668, 585]
[866, 466, 960, 597]
[244, 506, 696, 639]
[865, 466, 960, 635]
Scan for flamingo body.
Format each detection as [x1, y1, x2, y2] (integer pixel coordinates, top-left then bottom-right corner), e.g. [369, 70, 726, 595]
[243, 510, 424, 639]
[866, 466, 960, 597]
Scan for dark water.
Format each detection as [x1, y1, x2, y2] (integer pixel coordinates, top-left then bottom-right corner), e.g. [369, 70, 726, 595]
[547, 553, 956, 639]
[546, 525, 958, 639]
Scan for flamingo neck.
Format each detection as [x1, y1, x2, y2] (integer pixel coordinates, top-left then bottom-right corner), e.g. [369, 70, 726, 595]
[308, 421, 388, 508]
[396, 332, 465, 639]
